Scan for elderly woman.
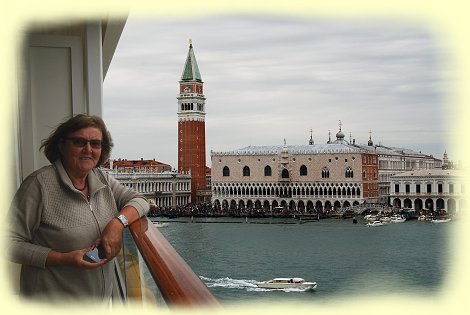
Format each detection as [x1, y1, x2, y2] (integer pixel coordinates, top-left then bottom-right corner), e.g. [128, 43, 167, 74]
[8, 114, 149, 301]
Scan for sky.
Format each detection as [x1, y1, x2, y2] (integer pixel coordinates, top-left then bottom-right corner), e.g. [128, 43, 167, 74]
[103, 13, 454, 168]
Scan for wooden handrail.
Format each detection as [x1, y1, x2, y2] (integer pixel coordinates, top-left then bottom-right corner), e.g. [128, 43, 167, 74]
[128, 217, 221, 307]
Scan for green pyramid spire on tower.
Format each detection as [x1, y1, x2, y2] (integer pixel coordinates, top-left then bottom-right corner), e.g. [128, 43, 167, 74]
[181, 39, 202, 82]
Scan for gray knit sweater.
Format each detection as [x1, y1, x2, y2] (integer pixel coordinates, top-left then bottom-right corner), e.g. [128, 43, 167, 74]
[8, 159, 149, 301]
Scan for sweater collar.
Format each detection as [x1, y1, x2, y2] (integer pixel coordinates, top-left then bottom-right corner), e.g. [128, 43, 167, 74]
[54, 159, 106, 196]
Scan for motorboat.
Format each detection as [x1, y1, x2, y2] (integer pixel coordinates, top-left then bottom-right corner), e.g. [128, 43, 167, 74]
[365, 211, 383, 222]
[418, 215, 432, 221]
[255, 278, 317, 290]
[379, 216, 391, 223]
[366, 220, 386, 227]
[390, 215, 406, 223]
[153, 221, 170, 228]
[364, 215, 379, 221]
[431, 218, 451, 223]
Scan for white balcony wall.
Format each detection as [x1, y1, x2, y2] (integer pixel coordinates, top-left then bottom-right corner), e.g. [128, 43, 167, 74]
[14, 20, 124, 187]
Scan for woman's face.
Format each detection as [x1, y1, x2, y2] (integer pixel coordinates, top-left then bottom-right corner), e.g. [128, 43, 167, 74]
[59, 126, 103, 176]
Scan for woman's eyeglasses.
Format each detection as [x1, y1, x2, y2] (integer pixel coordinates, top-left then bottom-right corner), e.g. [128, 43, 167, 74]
[65, 137, 103, 149]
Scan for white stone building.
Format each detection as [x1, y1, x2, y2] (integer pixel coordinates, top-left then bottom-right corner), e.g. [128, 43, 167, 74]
[389, 169, 465, 214]
[354, 135, 442, 204]
[104, 169, 192, 209]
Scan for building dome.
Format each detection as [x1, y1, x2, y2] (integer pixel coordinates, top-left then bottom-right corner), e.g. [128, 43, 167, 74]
[335, 120, 345, 141]
[367, 130, 373, 146]
[336, 129, 345, 141]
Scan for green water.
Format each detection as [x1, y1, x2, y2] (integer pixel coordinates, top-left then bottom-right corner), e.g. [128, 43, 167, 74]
[151, 217, 451, 304]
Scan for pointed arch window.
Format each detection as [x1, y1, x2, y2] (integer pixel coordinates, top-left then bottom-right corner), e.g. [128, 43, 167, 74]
[300, 165, 308, 176]
[243, 166, 251, 176]
[282, 168, 289, 178]
[321, 167, 330, 178]
[222, 166, 230, 177]
[345, 166, 353, 178]
[264, 165, 272, 176]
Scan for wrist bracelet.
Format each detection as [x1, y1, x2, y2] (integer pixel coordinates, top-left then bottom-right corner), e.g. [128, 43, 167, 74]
[116, 214, 129, 228]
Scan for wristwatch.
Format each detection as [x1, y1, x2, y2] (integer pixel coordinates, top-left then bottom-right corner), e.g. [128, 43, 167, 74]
[116, 214, 129, 228]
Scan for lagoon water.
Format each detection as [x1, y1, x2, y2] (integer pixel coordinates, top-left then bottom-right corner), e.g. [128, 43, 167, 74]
[149, 217, 451, 305]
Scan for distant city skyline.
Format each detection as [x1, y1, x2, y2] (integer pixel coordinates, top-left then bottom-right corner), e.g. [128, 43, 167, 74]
[103, 14, 452, 168]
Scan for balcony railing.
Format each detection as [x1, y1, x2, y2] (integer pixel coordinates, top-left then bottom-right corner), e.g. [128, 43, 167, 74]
[126, 217, 221, 307]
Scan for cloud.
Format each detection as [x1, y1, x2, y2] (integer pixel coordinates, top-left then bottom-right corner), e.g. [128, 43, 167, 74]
[103, 15, 450, 167]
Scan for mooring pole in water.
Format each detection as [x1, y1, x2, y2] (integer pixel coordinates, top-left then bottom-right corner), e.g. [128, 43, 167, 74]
[245, 216, 248, 223]
[191, 216, 194, 223]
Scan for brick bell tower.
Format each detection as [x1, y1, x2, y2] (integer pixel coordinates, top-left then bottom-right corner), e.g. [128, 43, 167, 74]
[177, 39, 206, 204]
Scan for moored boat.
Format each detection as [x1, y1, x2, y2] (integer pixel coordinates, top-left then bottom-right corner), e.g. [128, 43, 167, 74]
[365, 215, 379, 221]
[379, 216, 391, 223]
[390, 215, 406, 223]
[418, 215, 427, 221]
[255, 277, 317, 290]
[366, 220, 386, 227]
[153, 221, 170, 227]
[431, 218, 451, 223]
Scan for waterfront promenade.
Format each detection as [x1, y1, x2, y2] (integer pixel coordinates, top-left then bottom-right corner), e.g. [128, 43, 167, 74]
[148, 203, 421, 220]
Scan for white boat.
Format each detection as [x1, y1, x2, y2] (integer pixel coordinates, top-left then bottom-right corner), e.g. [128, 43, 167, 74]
[365, 211, 384, 221]
[365, 215, 379, 222]
[255, 277, 317, 290]
[417, 215, 427, 221]
[431, 218, 451, 223]
[153, 221, 170, 228]
[366, 220, 386, 227]
[390, 215, 406, 223]
[379, 216, 391, 223]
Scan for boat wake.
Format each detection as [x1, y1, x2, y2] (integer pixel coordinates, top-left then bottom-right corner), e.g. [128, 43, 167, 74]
[199, 276, 312, 292]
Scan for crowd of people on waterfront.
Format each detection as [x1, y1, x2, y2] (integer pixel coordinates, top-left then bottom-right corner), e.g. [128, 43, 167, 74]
[148, 202, 450, 220]
[148, 203, 333, 218]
